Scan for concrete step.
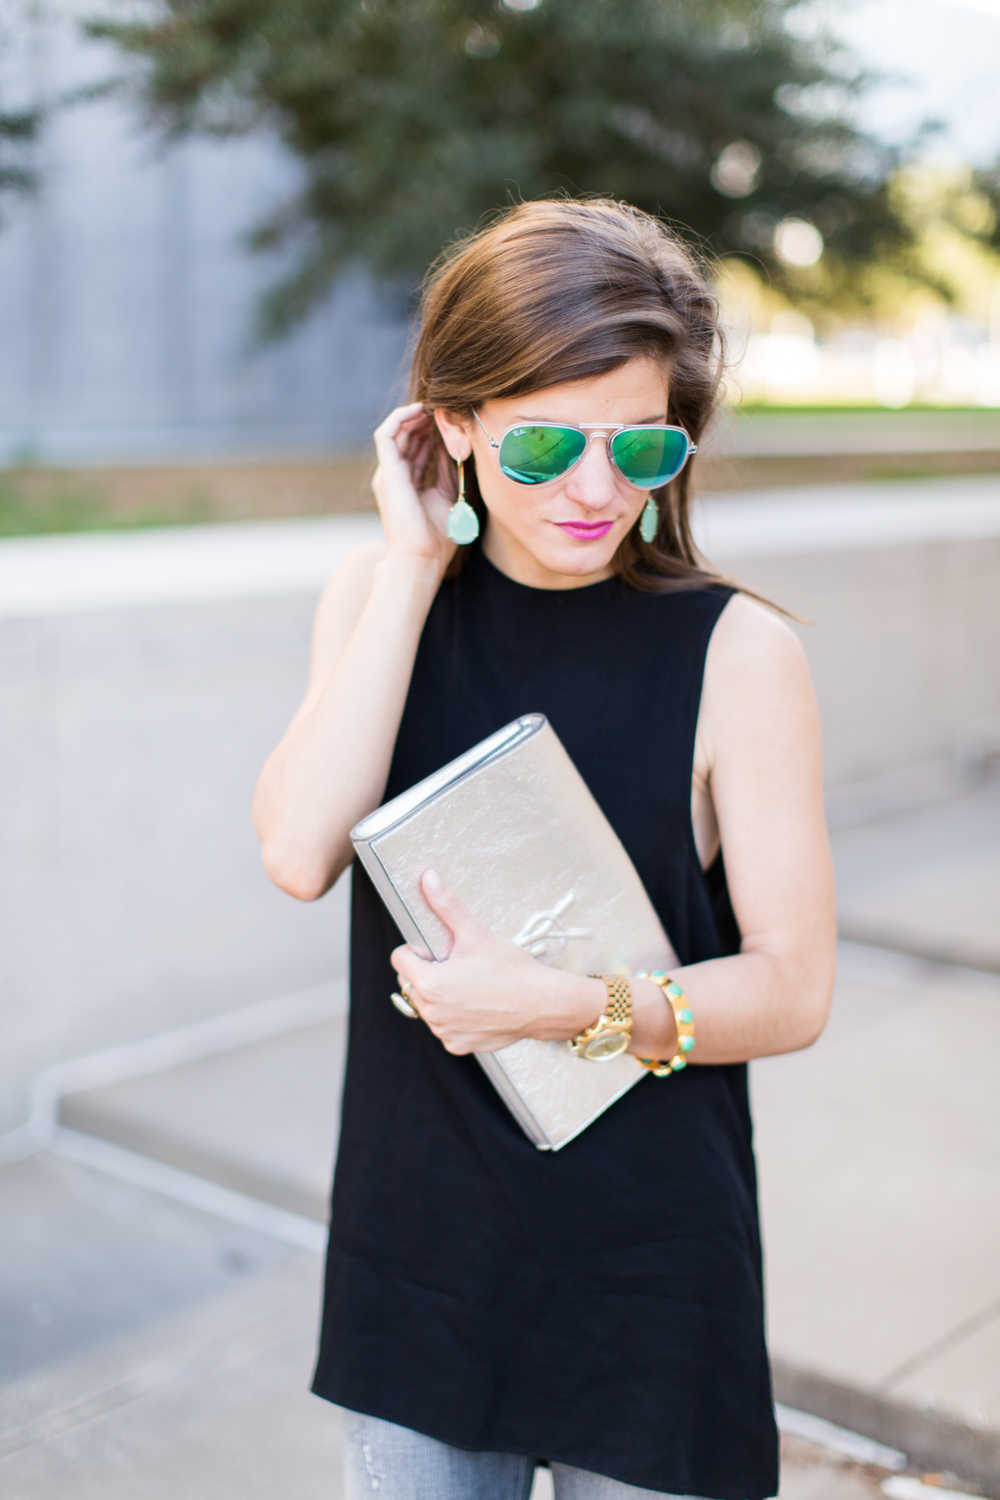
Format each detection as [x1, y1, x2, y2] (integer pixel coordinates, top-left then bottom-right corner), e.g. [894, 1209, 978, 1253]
[58, 1017, 344, 1223]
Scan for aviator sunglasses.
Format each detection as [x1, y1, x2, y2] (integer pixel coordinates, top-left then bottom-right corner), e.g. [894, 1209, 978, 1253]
[473, 410, 696, 490]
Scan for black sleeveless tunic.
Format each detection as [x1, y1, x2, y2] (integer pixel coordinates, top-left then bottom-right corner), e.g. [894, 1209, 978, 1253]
[313, 546, 778, 1500]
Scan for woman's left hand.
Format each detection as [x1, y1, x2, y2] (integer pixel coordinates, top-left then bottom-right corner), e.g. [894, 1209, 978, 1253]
[391, 871, 603, 1055]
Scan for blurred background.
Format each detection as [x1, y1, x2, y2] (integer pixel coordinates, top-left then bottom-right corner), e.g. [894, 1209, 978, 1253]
[1, 2, 999, 1497]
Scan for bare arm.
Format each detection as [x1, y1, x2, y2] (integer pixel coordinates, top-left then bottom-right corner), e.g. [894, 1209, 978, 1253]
[645, 593, 837, 1061]
[392, 594, 837, 1064]
[252, 404, 458, 900]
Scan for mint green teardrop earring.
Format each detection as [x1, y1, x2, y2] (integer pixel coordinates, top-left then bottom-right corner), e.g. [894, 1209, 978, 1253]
[446, 459, 480, 545]
[639, 495, 659, 544]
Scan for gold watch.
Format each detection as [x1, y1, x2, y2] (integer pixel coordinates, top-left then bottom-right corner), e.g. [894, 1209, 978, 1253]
[570, 975, 633, 1062]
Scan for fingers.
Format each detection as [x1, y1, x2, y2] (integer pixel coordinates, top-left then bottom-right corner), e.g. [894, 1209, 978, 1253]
[419, 869, 481, 948]
[371, 406, 450, 546]
[396, 423, 434, 469]
[389, 942, 480, 1054]
[390, 950, 460, 1036]
[390, 881, 512, 1055]
[391, 943, 436, 993]
[373, 405, 427, 472]
[374, 402, 426, 444]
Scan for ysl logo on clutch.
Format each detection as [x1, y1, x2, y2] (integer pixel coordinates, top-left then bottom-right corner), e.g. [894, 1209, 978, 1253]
[513, 891, 592, 959]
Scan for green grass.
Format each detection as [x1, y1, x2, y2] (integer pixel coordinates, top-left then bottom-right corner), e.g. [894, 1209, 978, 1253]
[0, 474, 214, 538]
[734, 403, 1000, 416]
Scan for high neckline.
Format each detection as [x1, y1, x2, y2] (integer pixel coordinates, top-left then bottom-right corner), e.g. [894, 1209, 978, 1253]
[470, 541, 620, 599]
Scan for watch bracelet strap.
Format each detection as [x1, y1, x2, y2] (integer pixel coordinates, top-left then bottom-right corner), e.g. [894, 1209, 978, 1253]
[634, 972, 694, 1077]
[570, 974, 632, 1053]
[593, 973, 631, 1027]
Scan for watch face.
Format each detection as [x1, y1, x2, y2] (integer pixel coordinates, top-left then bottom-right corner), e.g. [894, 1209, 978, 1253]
[582, 1030, 630, 1062]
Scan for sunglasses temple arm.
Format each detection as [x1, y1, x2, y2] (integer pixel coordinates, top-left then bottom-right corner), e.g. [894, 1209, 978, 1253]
[472, 409, 500, 449]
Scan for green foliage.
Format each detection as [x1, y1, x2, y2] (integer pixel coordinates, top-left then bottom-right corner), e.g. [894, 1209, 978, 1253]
[0, 94, 39, 217]
[0, 16, 40, 212]
[972, 159, 1000, 256]
[89, 0, 916, 332]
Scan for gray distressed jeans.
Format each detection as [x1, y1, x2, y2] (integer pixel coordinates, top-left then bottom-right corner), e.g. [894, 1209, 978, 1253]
[343, 1410, 694, 1500]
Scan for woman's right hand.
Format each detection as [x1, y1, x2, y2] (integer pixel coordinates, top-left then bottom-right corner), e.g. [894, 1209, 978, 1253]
[371, 402, 460, 575]
[255, 402, 463, 898]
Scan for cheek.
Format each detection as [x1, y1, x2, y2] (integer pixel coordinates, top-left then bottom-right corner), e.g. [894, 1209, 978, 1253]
[476, 470, 550, 529]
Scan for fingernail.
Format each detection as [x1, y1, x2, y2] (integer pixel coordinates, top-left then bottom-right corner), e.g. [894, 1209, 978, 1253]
[423, 869, 443, 892]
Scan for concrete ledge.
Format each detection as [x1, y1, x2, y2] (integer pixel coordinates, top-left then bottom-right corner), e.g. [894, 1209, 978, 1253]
[772, 1358, 1000, 1499]
[0, 513, 382, 617]
[42, 1001, 347, 1222]
[56, 1095, 329, 1223]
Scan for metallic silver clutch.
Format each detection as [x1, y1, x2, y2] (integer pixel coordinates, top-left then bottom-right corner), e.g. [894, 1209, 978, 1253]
[351, 714, 678, 1150]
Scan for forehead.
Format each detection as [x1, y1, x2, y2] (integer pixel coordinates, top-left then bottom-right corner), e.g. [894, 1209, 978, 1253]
[493, 358, 669, 420]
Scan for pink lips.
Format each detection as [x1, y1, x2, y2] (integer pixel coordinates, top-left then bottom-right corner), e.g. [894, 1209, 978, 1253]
[555, 520, 614, 541]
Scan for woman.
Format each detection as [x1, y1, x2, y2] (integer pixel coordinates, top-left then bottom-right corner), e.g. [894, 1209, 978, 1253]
[254, 199, 836, 1500]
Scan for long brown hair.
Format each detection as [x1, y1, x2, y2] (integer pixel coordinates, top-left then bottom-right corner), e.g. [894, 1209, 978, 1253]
[409, 197, 725, 591]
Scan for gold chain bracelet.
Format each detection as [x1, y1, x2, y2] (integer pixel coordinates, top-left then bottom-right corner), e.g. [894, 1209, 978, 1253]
[634, 972, 694, 1077]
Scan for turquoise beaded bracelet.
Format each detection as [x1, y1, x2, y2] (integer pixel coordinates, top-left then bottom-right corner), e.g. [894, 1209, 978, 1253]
[634, 972, 695, 1077]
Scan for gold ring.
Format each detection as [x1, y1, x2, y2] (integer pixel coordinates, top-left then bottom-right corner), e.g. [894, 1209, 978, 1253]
[390, 983, 419, 1019]
[400, 979, 412, 1000]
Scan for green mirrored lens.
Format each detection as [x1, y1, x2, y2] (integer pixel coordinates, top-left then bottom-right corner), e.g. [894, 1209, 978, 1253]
[610, 428, 689, 487]
[498, 425, 587, 485]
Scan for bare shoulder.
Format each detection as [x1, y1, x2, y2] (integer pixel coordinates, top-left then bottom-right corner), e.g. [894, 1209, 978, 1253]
[699, 592, 817, 763]
[706, 591, 809, 690]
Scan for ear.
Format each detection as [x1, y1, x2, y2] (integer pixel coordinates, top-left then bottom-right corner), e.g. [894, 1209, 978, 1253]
[433, 408, 473, 463]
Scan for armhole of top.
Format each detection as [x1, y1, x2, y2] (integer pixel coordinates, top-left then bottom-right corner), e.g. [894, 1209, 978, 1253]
[684, 588, 742, 957]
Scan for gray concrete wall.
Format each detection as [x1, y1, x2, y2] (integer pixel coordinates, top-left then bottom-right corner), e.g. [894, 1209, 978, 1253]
[737, 535, 1000, 786]
[0, 594, 348, 1133]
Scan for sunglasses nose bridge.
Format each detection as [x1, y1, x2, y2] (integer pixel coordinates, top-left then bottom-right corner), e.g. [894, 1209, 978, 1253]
[572, 429, 609, 478]
[583, 428, 644, 484]
[563, 431, 620, 502]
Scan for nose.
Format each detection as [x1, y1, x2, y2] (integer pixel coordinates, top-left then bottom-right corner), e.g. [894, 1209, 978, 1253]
[563, 433, 617, 510]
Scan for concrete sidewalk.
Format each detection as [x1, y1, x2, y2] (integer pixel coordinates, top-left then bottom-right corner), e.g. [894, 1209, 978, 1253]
[0, 1151, 339, 1499]
[758, 942, 1000, 1483]
[753, 777, 1000, 1488]
[0, 1154, 904, 1500]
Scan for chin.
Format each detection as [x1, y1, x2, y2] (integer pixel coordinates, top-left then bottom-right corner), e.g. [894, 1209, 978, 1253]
[489, 514, 625, 584]
[542, 534, 621, 577]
